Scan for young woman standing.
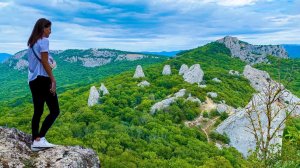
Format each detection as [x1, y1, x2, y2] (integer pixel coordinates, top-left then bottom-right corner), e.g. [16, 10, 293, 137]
[27, 18, 59, 151]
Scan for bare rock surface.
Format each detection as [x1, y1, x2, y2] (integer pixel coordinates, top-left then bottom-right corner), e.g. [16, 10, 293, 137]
[0, 127, 100, 168]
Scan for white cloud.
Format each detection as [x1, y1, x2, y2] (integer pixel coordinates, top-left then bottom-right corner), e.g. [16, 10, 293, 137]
[211, 0, 258, 6]
[0, 2, 10, 8]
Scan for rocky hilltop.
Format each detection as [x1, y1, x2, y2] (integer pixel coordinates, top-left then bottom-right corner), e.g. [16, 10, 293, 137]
[216, 36, 288, 64]
[4, 48, 153, 70]
[0, 127, 100, 168]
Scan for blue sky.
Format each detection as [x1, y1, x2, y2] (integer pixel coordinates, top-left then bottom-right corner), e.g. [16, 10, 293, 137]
[0, 0, 299, 54]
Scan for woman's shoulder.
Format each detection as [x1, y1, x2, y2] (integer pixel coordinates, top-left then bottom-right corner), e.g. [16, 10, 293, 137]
[37, 37, 49, 44]
[37, 37, 49, 48]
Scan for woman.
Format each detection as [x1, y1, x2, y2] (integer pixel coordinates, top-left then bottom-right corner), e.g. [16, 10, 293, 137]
[27, 18, 59, 151]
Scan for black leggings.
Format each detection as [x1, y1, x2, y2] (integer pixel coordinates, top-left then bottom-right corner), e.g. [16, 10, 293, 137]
[29, 76, 60, 142]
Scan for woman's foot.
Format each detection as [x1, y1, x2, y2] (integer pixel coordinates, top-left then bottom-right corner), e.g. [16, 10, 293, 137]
[31, 137, 57, 148]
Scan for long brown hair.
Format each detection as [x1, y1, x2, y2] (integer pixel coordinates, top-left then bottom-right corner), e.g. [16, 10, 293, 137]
[27, 18, 51, 48]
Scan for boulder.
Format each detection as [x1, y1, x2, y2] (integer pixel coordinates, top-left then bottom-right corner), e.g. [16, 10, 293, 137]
[162, 65, 171, 75]
[216, 103, 228, 113]
[150, 89, 186, 114]
[133, 65, 145, 78]
[179, 64, 189, 75]
[183, 64, 204, 84]
[137, 80, 150, 87]
[88, 86, 99, 107]
[0, 127, 100, 168]
[212, 78, 222, 83]
[207, 92, 218, 98]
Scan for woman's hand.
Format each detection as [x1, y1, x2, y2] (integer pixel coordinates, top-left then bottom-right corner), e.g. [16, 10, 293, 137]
[50, 80, 56, 96]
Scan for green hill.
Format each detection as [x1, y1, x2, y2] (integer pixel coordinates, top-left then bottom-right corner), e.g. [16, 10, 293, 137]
[0, 42, 299, 167]
[0, 49, 167, 102]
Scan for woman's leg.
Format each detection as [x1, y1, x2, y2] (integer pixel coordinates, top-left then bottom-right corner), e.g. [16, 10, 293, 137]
[29, 77, 46, 142]
[39, 88, 60, 138]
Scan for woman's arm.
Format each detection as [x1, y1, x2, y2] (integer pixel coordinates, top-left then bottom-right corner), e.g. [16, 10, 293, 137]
[41, 52, 56, 95]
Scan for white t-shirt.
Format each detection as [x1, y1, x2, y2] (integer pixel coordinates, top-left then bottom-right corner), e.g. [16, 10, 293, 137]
[27, 37, 53, 82]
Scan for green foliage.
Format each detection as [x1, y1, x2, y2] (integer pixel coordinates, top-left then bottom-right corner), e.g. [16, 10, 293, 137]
[1, 42, 299, 167]
[209, 132, 230, 144]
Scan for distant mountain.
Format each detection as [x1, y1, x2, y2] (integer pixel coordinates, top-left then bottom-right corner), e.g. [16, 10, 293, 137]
[141, 50, 182, 57]
[0, 53, 12, 63]
[282, 44, 300, 58]
[4, 48, 163, 71]
[217, 36, 288, 64]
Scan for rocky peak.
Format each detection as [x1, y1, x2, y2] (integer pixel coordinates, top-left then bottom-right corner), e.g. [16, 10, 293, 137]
[216, 36, 288, 64]
[0, 127, 100, 168]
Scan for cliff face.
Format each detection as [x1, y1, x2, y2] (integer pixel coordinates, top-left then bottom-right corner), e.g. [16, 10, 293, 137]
[0, 127, 100, 168]
[216, 36, 288, 64]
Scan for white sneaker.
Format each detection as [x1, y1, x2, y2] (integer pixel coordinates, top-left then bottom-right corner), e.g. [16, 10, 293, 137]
[31, 137, 57, 148]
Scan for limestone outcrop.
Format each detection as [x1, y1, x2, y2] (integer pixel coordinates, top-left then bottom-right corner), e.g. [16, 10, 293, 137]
[183, 64, 204, 84]
[0, 127, 100, 168]
[216, 36, 288, 64]
[179, 64, 189, 75]
[162, 65, 171, 75]
[216, 65, 300, 157]
[88, 86, 99, 107]
[133, 65, 145, 78]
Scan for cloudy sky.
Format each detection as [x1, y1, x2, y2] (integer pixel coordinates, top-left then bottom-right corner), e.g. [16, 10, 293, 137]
[0, 0, 299, 54]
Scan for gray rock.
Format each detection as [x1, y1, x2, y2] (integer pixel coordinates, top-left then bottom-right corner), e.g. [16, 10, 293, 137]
[217, 36, 288, 64]
[78, 57, 112, 67]
[137, 80, 150, 87]
[179, 64, 189, 75]
[212, 78, 222, 83]
[150, 89, 186, 114]
[0, 127, 100, 168]
[207, 92, 218, 98]
[162, 65, 171, 75]
[217, 103, 228, 113]
[186, 96, 201, 105]
[183, 64, 204, 84]
[115, 54, 146, 61]
[99, 83, 109, 96]
[216, 66, 300, 157]
[174, 89, 186, 98]
[88, 86, 99, 107]
[243, 65, 271, 92]
[133, 65, 145, 78]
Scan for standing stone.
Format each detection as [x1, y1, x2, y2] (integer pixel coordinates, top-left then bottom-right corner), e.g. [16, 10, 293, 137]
[183, 64, 204, 84]
[179, 64, 189, 75]
[162, 65, 171, 75]
[99, 83, 109, 96]
[133, 65, 145, 78]
[88, 86, 99, 107]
